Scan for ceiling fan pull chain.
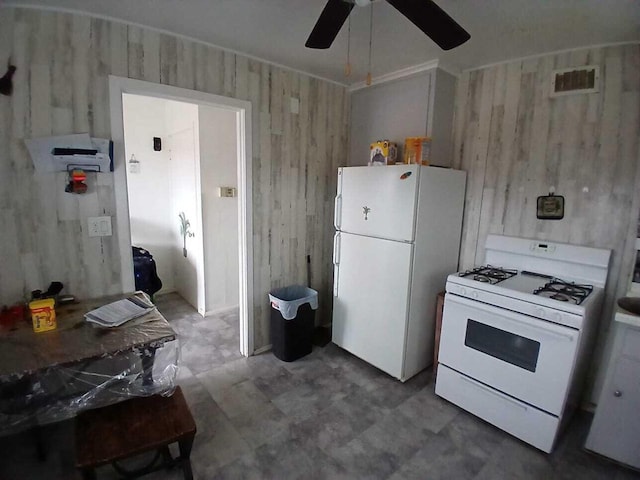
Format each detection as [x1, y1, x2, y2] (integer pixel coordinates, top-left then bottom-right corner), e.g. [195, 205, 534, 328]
[345, 13, 352, 76]
[366, 1, 373, 85]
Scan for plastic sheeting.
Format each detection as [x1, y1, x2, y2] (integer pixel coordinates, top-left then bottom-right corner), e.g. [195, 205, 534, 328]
[0, 292, 178, 435]
[269, 285, 318, 320]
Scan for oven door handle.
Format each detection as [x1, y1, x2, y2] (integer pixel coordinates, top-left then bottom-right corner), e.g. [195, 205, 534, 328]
[447, 295, 578, 342]
[496, 314, 575, 342]
[459, 375, 528, 411]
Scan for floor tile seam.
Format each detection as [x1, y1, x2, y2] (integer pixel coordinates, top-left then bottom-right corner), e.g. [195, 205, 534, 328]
[324, 439, 406, 480]
[216, 394, 280, 426]
[347, 423, 425, 466]
[394, 405, 460, 436]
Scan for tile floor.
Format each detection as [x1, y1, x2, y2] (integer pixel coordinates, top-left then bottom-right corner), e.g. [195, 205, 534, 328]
[1, 292, 639, 479]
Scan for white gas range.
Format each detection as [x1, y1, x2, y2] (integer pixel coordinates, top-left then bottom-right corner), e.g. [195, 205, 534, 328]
[435, 235, 611, 453]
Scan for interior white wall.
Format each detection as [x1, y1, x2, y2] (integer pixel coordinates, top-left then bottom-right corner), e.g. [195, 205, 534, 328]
[122, 94, 175, 293]
[166, 101, 203, 313]
[123, 95, 237, 315]
[349, 72, 431, 166]
[199, 106, 240, 313]
[348, 68, 457, 168]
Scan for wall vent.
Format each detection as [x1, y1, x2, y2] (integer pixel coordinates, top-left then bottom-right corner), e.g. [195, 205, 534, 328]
[550, 66, 599, 97]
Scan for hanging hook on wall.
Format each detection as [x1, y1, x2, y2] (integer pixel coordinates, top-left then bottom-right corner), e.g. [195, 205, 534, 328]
[0, 58, 17, 96]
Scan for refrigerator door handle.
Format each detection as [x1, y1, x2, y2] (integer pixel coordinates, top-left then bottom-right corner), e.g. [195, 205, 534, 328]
[333, 233, 340, 297]
[334, 194, 342, 230]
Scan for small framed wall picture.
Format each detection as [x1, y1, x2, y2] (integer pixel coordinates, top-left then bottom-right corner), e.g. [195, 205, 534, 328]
[537, 194, 565, 220]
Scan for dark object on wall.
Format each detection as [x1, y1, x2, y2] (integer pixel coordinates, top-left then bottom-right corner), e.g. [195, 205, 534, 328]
[537, 194, 565, 220]
[0, 61, 16, 96]
[306, 0, 470, 51]
[153, 137, 162, 151]
[53, 148, 98, 156]
[132, 247, 163, 299]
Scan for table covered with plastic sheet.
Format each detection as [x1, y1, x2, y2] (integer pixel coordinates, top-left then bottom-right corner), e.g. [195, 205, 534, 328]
[0, 292, 179, 435]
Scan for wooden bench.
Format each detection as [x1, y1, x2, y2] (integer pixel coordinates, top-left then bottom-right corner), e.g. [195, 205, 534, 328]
[75, 386, 196, 480]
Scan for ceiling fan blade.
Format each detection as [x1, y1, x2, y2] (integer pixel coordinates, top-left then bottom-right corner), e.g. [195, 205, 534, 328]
[306, 0, 355, 49]
[386, 0, 470, 50]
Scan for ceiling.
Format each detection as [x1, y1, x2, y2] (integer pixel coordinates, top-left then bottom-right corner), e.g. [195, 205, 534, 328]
[5, 0, 640, 85]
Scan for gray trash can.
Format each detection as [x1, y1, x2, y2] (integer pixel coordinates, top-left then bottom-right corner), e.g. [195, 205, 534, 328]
[268, 286, 318, 362]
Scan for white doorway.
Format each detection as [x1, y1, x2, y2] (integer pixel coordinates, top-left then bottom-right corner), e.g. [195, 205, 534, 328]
[109, 76, 254, 356]
[122, 95, 204, 313]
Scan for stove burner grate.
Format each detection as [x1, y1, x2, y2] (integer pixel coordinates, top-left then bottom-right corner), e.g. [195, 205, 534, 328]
[533, 279, 593, 305]
[458, 265, 518, 285]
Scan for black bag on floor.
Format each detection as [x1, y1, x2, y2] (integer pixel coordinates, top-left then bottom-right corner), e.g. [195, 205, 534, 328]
[132, 246, 162, 298]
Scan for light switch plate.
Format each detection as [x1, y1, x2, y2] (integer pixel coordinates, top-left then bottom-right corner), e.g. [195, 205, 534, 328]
[218, 187, 237, 198]
[290, 97, 300, 114]
[88, 216, 112, 237]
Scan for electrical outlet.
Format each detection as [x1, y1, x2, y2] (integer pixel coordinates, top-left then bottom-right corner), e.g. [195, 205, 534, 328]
[88, 216, 112, 237]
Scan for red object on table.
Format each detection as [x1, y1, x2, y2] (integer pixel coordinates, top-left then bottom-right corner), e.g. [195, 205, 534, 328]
[0, 304, 25, 331]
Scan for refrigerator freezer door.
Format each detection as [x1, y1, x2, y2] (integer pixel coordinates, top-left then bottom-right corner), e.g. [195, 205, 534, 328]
[332, 232, 412, 379]
[337, 165, 419, 242]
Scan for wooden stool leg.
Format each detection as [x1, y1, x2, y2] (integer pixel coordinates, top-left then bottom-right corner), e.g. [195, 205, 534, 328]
[160, 445, 173, 469]
[178, 435, 195, 480]
[81, 468, 96, 480]
[33, 425, 46, 461]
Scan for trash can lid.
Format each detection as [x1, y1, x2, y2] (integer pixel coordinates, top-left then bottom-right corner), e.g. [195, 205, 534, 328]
[269, 285, 318, 320]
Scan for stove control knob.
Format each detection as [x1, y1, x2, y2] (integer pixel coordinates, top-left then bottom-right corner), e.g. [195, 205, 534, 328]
[550, 312, 561, 323]
[470, 291, 479, 299]
[535, 308, 546, 319]
[459, 287, 467, 296]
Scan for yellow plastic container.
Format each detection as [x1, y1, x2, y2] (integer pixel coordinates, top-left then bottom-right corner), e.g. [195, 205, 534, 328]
[29, 298, 57, 333]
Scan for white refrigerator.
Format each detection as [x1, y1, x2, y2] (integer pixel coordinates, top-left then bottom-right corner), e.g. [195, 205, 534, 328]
[332, 165, 466, 381]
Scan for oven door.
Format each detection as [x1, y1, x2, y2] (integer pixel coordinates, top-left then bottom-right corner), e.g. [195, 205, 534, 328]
[438, 294, 581, 415]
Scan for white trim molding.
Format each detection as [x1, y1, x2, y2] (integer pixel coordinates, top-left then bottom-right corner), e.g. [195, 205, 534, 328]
[349, 60, 442, 92]
[4, 3, 348, 88]
[466, 41, 640, 73]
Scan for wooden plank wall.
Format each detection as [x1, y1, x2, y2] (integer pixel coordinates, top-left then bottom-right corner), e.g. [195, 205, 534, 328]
[0, 8, 349, 350]
[452, 44, 640, 398]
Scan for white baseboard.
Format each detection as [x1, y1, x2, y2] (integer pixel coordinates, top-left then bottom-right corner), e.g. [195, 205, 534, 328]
[204, 304, 240, 317]
[156, 287, 177, 296]
[253, 344, 272, 355]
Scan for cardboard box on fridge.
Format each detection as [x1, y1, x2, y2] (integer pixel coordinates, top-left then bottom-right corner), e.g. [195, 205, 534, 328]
[369, 140, 398, 166]
[404, 137, 431, 165]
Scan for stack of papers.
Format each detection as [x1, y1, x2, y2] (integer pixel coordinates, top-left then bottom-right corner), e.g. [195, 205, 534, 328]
[85, 295, 156, 328]
[25, 133, 113, 173]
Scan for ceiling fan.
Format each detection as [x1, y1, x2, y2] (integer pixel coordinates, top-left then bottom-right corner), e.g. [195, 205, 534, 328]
[305, 0, 470, 51]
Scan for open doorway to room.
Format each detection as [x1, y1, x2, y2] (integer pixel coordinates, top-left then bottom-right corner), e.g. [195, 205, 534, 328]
[110, 77, 254, 357]
[122, 95, 204, 313]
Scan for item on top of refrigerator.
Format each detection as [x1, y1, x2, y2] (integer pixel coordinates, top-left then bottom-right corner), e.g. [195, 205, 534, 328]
[369, 140, 398, 166]
[404, 137, 431, 165]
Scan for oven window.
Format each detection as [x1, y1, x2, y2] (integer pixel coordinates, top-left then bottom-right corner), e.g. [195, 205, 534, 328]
[464, 319, 540, 372]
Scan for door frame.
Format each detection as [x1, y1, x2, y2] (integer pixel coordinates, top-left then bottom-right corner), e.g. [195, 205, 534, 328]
[109, 75, 254, 356]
